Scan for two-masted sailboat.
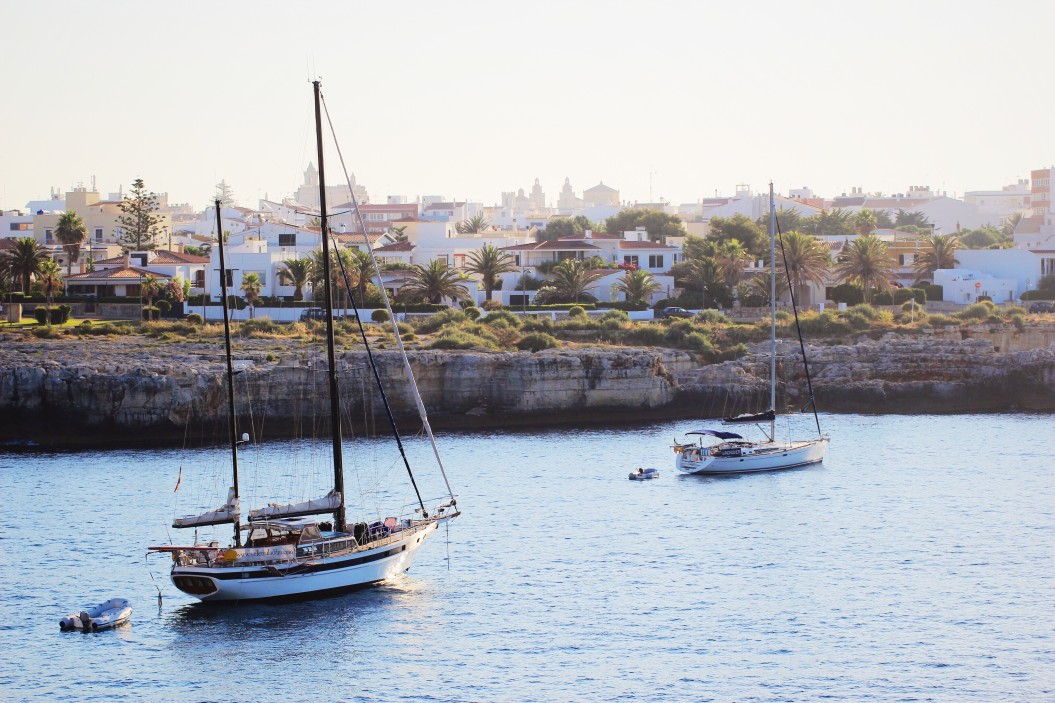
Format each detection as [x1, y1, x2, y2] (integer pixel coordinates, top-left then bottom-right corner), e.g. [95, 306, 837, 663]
[674, 183, 829, 475]
[148, 81, 459, 601]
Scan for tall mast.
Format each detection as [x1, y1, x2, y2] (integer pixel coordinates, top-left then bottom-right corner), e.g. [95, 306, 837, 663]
[313, 80, 347, 533]
[215, 199, 241, 546]
[769, 182, 777, 443]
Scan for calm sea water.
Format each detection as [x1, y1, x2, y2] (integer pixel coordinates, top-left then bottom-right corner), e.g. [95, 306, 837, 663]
[0, 414, 1052, 703]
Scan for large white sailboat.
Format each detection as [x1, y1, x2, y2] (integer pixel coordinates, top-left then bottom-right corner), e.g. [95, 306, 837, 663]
[674, 183, 829, 475]
[149, 81, 459, 601]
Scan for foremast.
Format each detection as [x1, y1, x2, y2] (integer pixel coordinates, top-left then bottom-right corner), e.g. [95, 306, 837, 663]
[768, 182, 777, 443]
[215, 198, 242, 546]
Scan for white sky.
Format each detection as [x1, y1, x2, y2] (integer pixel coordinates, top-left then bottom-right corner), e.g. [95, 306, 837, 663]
[1, 0, 1051, 212]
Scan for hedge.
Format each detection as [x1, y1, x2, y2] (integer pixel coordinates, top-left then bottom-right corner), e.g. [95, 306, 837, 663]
[33, 305, 72, 325]
[596, 301, 650, 311]
[1021, 290, 1055, 301]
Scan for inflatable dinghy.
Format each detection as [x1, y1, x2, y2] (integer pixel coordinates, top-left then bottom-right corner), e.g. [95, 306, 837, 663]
[628, 467, 659, 481]
[60, 598, 132, 631]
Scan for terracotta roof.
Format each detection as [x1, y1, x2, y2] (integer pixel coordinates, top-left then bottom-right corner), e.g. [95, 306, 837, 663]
[558, 233, 622, 240]
[150, 250, 209, 264]
[68, 266, 173, 281]
[374, 241, 415, 252]
[391, 216, 430, 223]
[93, 255, 127, 266]
[0, 238, 17, 251]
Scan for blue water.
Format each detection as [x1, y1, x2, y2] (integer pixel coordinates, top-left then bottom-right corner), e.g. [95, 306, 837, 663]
[0, 414, 1052, 702]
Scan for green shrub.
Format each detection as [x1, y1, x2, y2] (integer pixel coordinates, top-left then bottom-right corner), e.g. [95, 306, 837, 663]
[464, 306, 482, 321]
[186, 312, 204, 324]
[517, 332, 559, 352]
[521, 316, 555, 333]
[715, 343, 750, 361]
[482, 310, 523, 329]
[900, 300, 924, 313]
[923, 284, 943, 302]
[1011, 313, 1026, 332]
[371, 309, 390, 323]
[843, 310, 872, 331]
[775, 310, 792, 322]
[413, 309, 466, 333]
[684, 332, 714, 354]
[926, 313, 958, 327]
[829, 284, 864, 305]
[1021, 289, 1055, 301]
[568, 305, 586, 318]
[1001, 305, 1027, 319]
[599, 309, 629, 322]
[142, 306, 160, 321]
[556, 316, 599, 331]
[429, 329, 499, 350]
[33, 307, 48, 325]
[846, 304, 880, 320]
[481, 300, 504, 311]
[797, 311, 853, 336]
[694, 309, 728, 324]
[624, 325, 667, 346]
[156, 300, 172, 314]
[240, 319, 280, 335]
[976, 295, 992, 303]
[957, 301, 995, 321]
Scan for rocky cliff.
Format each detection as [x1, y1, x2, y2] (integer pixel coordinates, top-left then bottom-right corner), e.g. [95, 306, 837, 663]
[1, 331, 1053, 446]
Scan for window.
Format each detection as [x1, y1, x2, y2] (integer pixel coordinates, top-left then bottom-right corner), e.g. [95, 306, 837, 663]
[225, 269, 234, 287]
[8, 222, 30, 231]
[278, 233, 296, 247]
[899, 253, 916, 266]
[193, 270, 205, 287]
[94, 228, 103, 241]
[45, 228, 53, 243]
[623, 255, 639, 267]
[648, 255, 664, 268]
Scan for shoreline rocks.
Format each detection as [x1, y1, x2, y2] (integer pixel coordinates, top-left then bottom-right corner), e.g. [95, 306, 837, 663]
[1, 332, 1053, 447]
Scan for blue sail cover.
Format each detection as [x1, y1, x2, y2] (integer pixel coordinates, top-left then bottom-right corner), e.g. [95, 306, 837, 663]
[686, 429, 743, 440]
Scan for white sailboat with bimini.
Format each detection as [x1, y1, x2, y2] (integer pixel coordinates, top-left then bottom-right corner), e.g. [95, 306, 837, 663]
[673, 183, 829, 475]
[148, 81, 459, 601]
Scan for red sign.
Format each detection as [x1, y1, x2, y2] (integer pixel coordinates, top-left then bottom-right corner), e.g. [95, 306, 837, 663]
[975, 282, 981, 289]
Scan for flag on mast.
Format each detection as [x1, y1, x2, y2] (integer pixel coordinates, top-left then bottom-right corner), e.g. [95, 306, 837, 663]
[174, 465, 182, 492]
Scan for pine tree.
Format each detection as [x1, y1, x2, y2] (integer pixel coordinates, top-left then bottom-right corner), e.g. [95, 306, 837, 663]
[116, 178, 161, 251]
[214, 179, 235, 207]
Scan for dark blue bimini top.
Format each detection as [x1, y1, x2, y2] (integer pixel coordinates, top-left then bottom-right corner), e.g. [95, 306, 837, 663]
[686, 429, 743, 440]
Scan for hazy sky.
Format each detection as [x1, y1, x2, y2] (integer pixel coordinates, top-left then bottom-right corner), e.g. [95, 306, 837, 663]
[2, 0, 1051, 212]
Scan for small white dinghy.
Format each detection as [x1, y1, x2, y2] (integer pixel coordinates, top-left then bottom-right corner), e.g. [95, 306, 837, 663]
[60, 598, 132, 631]
[628, 467, 660, 481]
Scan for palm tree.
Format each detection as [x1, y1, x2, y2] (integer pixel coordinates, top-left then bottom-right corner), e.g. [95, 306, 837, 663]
[37, 260, 63, 327]
[1001, 212, 1024, 239]
[0, 237, 50, 293]
[778, 231, 830, 300]
[456, 215, 489, 234]
[399, 260, 469, 304]
[348, 249, 377, 306]
[241, 272, 262, 319]
[278, 258, 312, 301]
[913, 234, 960, 283]
[541, 259, 606, 303]
[54, 210, 87, 286]
[612, 269, 661, 304]
[310, 248, 354, 309]
[712, 239, 748, 288]
[141, 274, 163, 319]
[895, 210, 931, 229]
[854, 208, 878, 236]
[833, 235, 896, 304]
[682, 257, 725, 308]
[466, 244, 517, 302]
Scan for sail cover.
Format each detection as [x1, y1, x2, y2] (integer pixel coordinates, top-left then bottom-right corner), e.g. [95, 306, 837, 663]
[248, 489, 342, 522]
[173, 487, 239, 528]
[722, 410, 776, 424]
[686, 429, 743, 440]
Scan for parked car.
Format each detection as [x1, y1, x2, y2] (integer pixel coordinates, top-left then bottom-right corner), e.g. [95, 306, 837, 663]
[659, 306, 694, 319]
[1028, 301, 1054, 314]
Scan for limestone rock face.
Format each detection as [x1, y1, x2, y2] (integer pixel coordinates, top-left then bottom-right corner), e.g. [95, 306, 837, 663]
[0, 332, 1052, 445]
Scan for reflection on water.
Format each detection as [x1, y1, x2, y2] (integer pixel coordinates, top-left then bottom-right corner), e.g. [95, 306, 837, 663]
[1, 413, 1052, 702]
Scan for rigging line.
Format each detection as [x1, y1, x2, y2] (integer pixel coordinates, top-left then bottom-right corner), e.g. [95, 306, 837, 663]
[319, 90, 457, 507]
[325, 230, 427, 516]
[775, 213, 822, 436]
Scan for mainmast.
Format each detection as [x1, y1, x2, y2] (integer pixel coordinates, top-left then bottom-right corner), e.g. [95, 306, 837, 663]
[768, 182, 777, 443]
[313, 80, 347, 533]
[215, 198, 242, 546]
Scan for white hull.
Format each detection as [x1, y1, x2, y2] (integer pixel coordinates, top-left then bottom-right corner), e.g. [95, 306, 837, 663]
[170, 520, 444, 602]
[677, 437, 828, 475]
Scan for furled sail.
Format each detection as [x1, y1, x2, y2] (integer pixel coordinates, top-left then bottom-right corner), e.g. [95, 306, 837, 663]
[248, 489, 342, 522]
[173, 487, 240, 528]
[722, 410, 776, 424]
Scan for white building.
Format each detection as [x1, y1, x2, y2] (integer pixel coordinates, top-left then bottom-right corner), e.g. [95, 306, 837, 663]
[934, 268, 1017, 304]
